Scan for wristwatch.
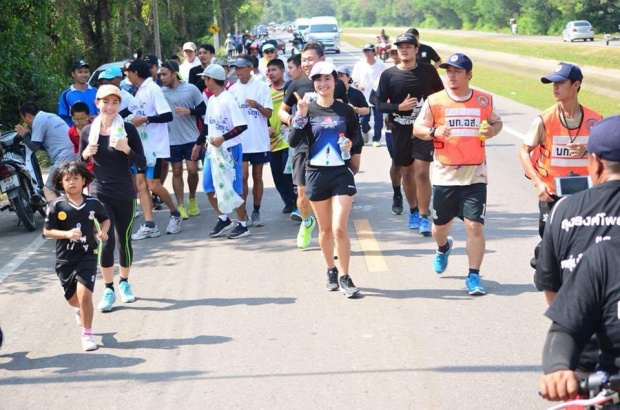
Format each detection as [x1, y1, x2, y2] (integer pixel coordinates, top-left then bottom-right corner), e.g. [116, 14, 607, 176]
[429, 127, 436, 138]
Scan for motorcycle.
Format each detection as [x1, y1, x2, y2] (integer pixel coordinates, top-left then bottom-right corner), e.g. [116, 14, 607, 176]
[0, 126, 47, 231]
[291, 38, 304, 56]
[377, 40, 390, 62]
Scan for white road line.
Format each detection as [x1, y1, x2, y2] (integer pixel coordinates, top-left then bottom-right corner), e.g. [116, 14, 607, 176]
[0, 236, 46, 284]
[503, 125, 526, 140]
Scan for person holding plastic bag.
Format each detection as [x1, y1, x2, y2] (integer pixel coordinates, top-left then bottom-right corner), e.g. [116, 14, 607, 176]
[192, 64, 249, 239]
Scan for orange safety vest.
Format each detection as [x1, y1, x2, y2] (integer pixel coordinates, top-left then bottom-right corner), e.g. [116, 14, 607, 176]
[429, 89, 493, 166]
[530, 105, 601, 188]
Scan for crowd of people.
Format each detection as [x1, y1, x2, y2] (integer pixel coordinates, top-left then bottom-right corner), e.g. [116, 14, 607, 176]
[7, 26, 620, 406]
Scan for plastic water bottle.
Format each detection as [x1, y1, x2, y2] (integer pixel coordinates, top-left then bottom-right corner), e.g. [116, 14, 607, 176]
[338, 133, 351, 160]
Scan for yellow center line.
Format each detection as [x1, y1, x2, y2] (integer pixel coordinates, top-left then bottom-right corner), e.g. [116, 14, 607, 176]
[353, 219, 388, 272]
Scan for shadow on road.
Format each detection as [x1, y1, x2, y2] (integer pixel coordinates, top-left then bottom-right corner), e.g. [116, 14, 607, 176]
[0, 351, 144, 373]
[107, 296, 297, 312]
[99, 332, 232, 350]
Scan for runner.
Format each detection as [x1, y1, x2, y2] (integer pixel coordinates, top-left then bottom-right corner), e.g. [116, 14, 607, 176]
[229, 55, 274, 227]
[80, 84, 147, 312]
[337, 65, 369, 175]
[289, 61, 360, 298]
[413, 53, 503, 295]
[407, 28, 442, 68]
[518, 62, 602, 270]
[43, 161, 110, 351]
[193, 64, 249, 239]
[160, 60, 206, 219]
[375, 32, 444, 235]
[188, 44, 216, 93]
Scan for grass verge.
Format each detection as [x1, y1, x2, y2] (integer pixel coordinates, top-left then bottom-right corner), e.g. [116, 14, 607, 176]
[342, 33, 620, 116]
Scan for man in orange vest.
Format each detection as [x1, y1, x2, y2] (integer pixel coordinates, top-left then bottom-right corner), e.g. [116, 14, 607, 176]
[518, 62, 602, 270]
[413, 53, 503, 295]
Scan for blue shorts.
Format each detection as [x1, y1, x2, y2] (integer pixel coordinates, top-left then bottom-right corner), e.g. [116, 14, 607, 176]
[137, 158, 164, 180]
[203, 144, 243, 195]
[242, 151, 271, 165]
[168, 142, 203, 163]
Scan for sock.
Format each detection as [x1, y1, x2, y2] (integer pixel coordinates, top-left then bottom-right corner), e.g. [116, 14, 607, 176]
[105, 282, 114, 291]
[119, 277, 128, 283]
[468, 268, 480, 278]
[145, 221, 156, 228]
[393, 186, 402, 197]
[171, 210, 181, 218]
[239, 220, 247, 227]
[410, 207, 419, 214]
[82, 327, 92, 337]
[420, 213, 430, 219]
[253, 204, 261, 213]
[438, 241, 450, 254]
[303, 217, 313, 227]
[218, 214, 229, 221]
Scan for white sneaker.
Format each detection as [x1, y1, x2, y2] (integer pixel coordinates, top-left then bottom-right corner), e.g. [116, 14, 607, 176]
[131, 225, 161, 240]
[166, 215, 182, 234]
[81, 334, 98, 351]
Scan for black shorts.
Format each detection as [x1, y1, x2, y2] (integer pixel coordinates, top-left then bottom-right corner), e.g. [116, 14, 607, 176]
[392, 127, 434, 166]
[305, 167, 356, 201]
[292, 151, 307, 186]
[168, 142, 201, 163]
[55, 257, 98, 300]
[432, 183, 487, 226]
[242, 151, 271, 165]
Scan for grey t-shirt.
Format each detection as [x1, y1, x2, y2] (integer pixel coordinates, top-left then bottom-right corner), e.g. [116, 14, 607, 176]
[31, 111, 75, 162]
[162, 82, 204, 146]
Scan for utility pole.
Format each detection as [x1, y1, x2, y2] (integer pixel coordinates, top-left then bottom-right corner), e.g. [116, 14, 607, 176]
[213, 0, 220, 51]
[153, 0, 162, 58]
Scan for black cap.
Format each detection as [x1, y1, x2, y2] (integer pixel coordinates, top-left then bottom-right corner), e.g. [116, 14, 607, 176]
[161, 60, 180, 73]
[541, 62, 583, 84]
[143, 54, 159, 66]
[393, 33, 418, 46]
[71, 60, 90, 70]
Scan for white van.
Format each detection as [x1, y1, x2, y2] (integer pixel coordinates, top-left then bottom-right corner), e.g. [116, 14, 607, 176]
[307, 16, 341, 54]
[294, 17, 311, 35]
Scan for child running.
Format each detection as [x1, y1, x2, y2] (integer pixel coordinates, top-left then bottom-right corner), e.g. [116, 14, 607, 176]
[43, 161, 110, 351]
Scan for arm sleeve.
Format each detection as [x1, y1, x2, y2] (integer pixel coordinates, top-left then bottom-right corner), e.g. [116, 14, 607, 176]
[196, 125, 208, 145]
[190, 101, 207, 118]
[542, 323, 583, 373]
[21, 132, 42, 152]
[375, 74, 399, 114]
[125, 123, 147, 169]
[345, 106, 359, 146]
[222, 125, 248, 141]
[288, 124, 308, 148]
[146, 111, 173, 124]
[119, 108, 132, 118]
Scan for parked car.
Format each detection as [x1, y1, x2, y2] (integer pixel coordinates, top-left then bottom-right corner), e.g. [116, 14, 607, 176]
[562, 20, 594, 42]
[88, 61, 126, 87]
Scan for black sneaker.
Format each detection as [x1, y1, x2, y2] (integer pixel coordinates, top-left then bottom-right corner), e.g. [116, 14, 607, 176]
[339, 275, 360, 298]
[326, 267, 339, 291]
[209, 218, 232, 237]
[227, 222, 251, 239]
[152, 194, 163, 210]
[391, 195, 403, 215]
[282, 203, 296, 214]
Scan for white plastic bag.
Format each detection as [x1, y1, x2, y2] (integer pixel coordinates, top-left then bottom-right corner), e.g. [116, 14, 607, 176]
[207, 143, 244, 214]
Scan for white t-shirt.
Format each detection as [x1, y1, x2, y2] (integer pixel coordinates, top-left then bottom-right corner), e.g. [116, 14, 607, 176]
[206, 90, 247, 150]
[352, 58, 387, 102]
[179, 58, 201, 83]
[228, 77, 273, 153]
[128, 77, 172, 163]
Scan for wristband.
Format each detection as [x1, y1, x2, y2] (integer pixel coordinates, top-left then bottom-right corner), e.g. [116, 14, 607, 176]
[292, 112, 308, 129]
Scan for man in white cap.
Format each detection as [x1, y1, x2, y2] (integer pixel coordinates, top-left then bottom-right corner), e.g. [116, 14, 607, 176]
[179, 42, 201, 80]
[352, 43, 386, 146]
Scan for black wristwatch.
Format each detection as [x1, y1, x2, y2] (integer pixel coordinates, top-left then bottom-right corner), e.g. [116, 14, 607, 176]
[429, 127, 436, 138]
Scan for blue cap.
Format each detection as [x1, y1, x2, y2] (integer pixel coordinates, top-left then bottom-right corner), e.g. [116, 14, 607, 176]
[99, 66, 123, 80]
[229, 57, 253, 68]
[336, 66, 351, 76]
[541, 62, 583, 84]
[439, 53, 473, 71]
[587, 115, 620, 162]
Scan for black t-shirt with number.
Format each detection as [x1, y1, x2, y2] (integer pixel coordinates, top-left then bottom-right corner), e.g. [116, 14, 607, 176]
[417, 44, 440, 65]
[45, 195, 109, 263]
[546, 237, 620, 374]
[375, 62, 444, 129]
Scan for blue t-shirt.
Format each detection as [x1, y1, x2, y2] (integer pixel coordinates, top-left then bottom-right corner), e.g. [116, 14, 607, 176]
[58, 85, 99, 125]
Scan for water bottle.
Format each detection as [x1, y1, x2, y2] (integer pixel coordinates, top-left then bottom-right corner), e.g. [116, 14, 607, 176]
[338, 133, 351, 160]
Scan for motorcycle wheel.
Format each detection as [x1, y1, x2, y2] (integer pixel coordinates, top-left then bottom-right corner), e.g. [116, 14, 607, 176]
[11, 187, 37, 231]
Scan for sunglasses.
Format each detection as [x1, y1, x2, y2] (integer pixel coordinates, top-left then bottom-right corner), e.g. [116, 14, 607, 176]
[72, 117, 90, 124]
[264, 49, 275, 54]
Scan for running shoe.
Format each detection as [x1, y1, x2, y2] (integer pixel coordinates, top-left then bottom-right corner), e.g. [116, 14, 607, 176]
[362, 132, 369, 144]
[251, 211, 264, 227]
[166, 215, 182, 234]
[209, 218, 232, 237]
[178, 204, 189, 220]
[408, 210, 420, 229]
[290, 209, 302, 222]
[391, 195, 403, 215]
[297, 216, 316, 249]
[282, 203, 296, 214]
[119, 281, 136, 303]
[419, 215, 432, 237]
[188, 198, 200, 216]
[433, 236, 453, 274]
[81, 334, 98, 351]
[152, 194, 163, 210]
[339, 275, 360, 298]
[465, 274, 486, 296]
[98, 288, 116, 312]
[227, 222, 251, 239]
[372, 141, 381, 147]
[326, 267, 339, 291]
[132, 224, 161, 240]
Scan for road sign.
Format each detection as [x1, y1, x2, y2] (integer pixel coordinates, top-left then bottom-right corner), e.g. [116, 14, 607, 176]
[209, 23, 219, 35]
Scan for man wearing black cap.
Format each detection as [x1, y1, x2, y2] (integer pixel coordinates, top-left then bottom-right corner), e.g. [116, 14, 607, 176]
[519, 62, 602, 271]
[407, 28, 442, 68]
[352, 43, 386, 146]
[375, 32, 444, 234]
[143, 54, 162, 86]
[536, 116, 620, 400]
[414, 52, 503, 296]
[58, 60, 99, 126]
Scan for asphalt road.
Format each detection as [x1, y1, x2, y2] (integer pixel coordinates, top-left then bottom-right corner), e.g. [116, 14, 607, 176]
[0, 40, 555, 409]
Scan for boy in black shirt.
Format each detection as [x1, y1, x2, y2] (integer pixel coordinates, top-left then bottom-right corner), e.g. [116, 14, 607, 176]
[44, 162, 110, 351]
